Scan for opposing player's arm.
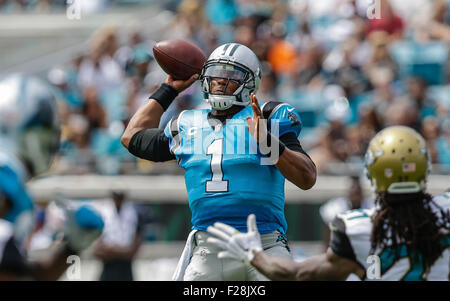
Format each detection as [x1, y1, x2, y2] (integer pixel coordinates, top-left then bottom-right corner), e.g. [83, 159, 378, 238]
[250, 214, 364, 280]
[207, 214, 364, 281]
[121, 74, 198, 149]
[246, 94, 316, 190]
[250, 247, 365, 281]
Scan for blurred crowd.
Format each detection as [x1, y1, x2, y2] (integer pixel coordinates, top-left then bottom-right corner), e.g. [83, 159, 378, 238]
[14, 0, 449, 175]
[0, 0, 142, 12]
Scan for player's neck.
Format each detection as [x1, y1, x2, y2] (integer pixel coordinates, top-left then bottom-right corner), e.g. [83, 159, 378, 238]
[210, 105, 244, 118]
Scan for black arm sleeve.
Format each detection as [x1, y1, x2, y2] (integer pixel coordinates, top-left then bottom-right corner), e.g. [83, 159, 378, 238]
[127, 129, 175, 162]
[279, 132, 313, 160]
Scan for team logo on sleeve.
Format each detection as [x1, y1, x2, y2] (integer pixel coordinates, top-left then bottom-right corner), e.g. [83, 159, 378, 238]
[288, 112, 300, 126]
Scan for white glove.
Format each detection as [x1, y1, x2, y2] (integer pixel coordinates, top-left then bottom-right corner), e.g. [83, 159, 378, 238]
[207, 214, 262, 264]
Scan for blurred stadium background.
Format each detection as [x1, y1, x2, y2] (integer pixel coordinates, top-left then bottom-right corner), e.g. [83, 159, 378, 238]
[1, 0, 449, 280]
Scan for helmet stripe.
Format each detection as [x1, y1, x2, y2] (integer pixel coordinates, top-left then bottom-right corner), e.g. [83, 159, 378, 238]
[221, 43, 231, 55]
[228, 44, 240, 56]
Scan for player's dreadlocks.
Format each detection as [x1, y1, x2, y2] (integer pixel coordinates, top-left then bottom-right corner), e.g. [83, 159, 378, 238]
[370, 192, 450, 273]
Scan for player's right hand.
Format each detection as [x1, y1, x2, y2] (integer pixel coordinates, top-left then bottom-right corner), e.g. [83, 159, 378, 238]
[165, 74, 199, 93]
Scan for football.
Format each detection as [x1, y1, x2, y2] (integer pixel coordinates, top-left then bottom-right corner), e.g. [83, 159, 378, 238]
[153, 39, 207, 80]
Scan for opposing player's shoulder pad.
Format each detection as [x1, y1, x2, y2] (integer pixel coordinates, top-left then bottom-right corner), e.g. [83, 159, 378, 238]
[262, 101, 302, 137]
[432, 192, 450, 209]
[335, 208, 374, 236]
[430, 193, 450, 221]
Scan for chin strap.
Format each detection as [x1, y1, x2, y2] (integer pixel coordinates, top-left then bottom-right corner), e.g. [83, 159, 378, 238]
[206, 94, 249, 110]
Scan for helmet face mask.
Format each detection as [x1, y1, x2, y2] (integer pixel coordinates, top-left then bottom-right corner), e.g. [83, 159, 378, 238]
[365, 126, 430, 195]
[203, 63, 248, 83]
[202, 63, 248, 100]
[200, 43, 261, 111]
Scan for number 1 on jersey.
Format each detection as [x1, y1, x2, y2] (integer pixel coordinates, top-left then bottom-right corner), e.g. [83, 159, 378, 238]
[206, 139, 228, 192]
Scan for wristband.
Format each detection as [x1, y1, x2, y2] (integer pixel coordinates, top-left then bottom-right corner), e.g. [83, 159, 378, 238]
[149, 83, 179, 111]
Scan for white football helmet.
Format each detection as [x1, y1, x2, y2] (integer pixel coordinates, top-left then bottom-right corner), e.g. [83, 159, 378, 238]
[200, 43, 262, 110]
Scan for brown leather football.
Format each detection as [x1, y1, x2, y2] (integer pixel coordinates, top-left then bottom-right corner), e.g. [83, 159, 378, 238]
[153, 39, 207, 80]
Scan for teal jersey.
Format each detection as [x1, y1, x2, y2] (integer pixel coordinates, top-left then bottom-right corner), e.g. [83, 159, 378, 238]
[164, 102, 302, 234]
[331, 193, 450, 280]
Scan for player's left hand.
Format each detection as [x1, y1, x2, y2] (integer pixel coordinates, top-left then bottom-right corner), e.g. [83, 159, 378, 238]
[246, 93, 268, 144]
[207, 214, 262, 265]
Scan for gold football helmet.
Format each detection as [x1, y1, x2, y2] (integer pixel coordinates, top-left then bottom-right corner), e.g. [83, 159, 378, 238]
[365, 126, 431, 194]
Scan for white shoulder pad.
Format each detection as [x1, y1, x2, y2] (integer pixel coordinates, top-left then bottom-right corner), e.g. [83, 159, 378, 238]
[430, 193, 450, 226]
[432, 193, 450, 211]
[336, 208, 375, 237]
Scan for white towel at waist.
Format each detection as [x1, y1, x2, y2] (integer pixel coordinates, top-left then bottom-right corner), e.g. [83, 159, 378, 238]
[172, 229, 197, 281]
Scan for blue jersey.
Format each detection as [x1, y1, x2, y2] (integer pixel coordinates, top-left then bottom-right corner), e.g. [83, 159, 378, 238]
[164, 102, 302, 234]
[0, 150, 34, 248]
[0, 151, 33, 224]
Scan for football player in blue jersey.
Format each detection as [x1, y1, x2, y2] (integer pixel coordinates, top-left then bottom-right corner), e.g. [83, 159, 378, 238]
[122, 43, 317, 280]
[0, 74, 104, 280]
[207, 126, 450, 281]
